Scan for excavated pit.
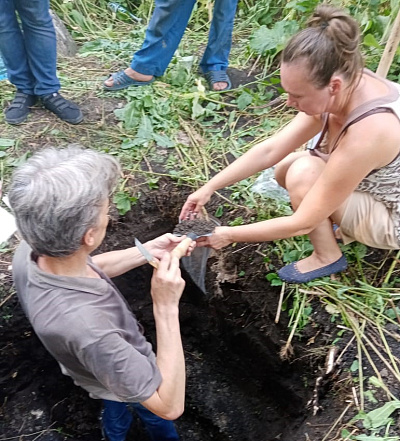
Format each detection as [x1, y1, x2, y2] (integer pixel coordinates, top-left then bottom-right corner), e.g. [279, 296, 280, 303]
[0, 188, 314, 440]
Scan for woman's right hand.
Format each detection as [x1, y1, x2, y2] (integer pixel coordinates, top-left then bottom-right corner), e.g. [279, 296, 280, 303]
[179, 186, 214, 220]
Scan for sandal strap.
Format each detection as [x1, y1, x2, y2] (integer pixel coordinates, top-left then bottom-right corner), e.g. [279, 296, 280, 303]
[112, 71, 132, 86]
[204, 70, 232, 91]
[205, 70, 230, 83]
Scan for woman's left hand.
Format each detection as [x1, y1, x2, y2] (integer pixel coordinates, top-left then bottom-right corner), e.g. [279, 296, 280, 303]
[195, 226, 233, 250]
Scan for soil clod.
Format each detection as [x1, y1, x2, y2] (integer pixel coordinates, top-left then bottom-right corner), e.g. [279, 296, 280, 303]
[173, 219, 216, 237]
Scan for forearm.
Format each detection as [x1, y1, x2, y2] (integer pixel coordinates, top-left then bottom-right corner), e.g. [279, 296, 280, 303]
[92, 247, 147, 278]
[227, 214, 312, 244]
[143, 306, 185, 419]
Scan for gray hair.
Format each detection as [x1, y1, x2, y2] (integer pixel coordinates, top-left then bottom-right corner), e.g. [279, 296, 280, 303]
[9, 146, 120, 257]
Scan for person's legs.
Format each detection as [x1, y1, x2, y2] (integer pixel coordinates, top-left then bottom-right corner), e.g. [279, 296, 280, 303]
[199, 0, 238, 72]
[0, 0, 36, 94]
[15, 0, 60, 95]
[1, 0, 82, 124]
[199, 0, 238, 90]
[0, 1, 38, 124]
[101, 400, 133, 441]
[276, 154, 347, 277]
[104, 0, 196, 89]
[132, 0, 196, 76]
[130, 403, 179, 441]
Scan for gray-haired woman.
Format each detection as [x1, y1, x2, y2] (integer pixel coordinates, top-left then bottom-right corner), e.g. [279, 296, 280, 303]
[9, 146, 193, 440]
[180, 4, 400, 283]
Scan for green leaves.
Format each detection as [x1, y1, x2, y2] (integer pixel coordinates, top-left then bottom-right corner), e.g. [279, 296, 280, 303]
[362, 401, 400, 430]
[285, 0, 320, 14]
[114, 90, 175, 148]
[113, 191, 139, 216]
[0, 139, 15, 148]
[348, 400, 400, 441]
[350, 359, 359, 372]
[236, 91, 253, 110]
[266, 272, 283, 286]
[214, 206, 224, 218]
[0, 139, 15, 158]
[249, 21, 299, 56]
[363, 33, 382, 49]
[191, 94, 206, 119]
[282, 240, 313, 264]
[354, 436, 399, 441]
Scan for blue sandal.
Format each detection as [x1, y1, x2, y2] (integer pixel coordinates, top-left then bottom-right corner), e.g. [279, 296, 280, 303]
[103, 70, 155, 91]
[204, 70, 232, 91]
[278, 254, 348, 284]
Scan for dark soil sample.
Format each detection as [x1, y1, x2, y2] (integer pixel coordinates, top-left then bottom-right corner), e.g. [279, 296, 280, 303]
[173, 218, 216, 237]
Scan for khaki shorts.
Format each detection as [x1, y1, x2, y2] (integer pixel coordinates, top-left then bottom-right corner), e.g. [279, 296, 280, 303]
[340, 192, 400, 249]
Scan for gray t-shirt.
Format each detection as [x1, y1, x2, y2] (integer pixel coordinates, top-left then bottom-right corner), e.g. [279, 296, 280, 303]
[12, 241, 162, 402]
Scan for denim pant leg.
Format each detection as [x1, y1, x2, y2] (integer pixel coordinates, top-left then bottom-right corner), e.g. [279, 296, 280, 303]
[131, 0, 196, 77]
[130, 403, 179, 441]
[102, 400, 133, 441]
[15, 0, 60, 95]
[0, 0, 36, 94]
[199, 0, 239, 73]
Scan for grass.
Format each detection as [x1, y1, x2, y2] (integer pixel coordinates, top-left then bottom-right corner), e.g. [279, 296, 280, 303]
[1, 0, 400, 439]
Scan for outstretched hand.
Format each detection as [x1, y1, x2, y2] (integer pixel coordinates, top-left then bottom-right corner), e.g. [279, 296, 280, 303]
[179, 186, 214, 221]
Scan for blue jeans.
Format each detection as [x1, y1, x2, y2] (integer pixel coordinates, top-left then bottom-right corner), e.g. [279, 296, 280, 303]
[0, 0, 60, 95]
[102, 400, 179, 441]
[131, 0, 238, 76]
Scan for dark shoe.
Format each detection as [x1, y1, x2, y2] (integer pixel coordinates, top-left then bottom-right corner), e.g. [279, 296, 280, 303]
[278, 254, 348, 284]
[5, 92, 37, 125]
[41, 92, 83, 124]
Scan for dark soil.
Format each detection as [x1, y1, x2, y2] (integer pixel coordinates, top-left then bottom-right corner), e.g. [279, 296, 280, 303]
[173, 218, 217, 237]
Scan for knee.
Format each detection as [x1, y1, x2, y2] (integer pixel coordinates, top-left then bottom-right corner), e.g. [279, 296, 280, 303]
[285, 156, 325, 192]
[274, 152, 302, 188]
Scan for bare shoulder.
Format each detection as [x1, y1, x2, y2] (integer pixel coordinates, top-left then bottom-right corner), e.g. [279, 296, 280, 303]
[338, 111, 400, 168]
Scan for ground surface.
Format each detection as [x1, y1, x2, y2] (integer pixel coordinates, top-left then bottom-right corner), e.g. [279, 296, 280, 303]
[0, 62, 399, 441]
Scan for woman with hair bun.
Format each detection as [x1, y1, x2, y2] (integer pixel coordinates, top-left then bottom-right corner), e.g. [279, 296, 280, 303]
[180, 4, 400, 283]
